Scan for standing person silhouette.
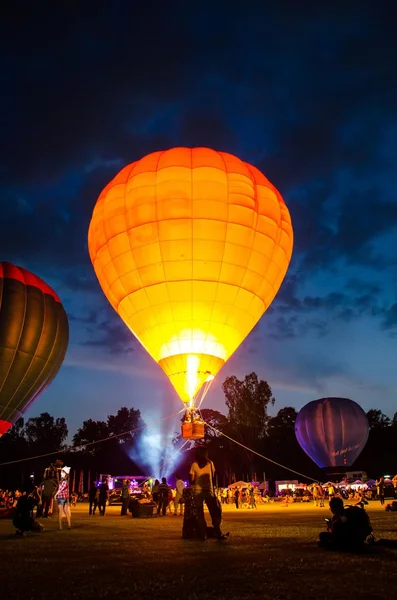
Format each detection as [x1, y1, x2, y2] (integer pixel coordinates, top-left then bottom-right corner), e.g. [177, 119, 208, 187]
[54, 466, 71, 530]
[189, 446, 227, 540]
[98, 477, 109, 516]
[174, 475, 185, 516]
[88, 480, 98, 515]
[157, 477, 170, 516]
[121, 479, 130, 516]
[376, 477, 385, 505]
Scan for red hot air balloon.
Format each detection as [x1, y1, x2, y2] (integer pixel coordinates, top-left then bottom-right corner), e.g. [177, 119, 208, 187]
[0, 262, 69, 436]
[295, 397, 369, 469]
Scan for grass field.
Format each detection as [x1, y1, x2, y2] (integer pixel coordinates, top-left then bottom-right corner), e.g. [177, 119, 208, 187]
[1, 502, 397, 599]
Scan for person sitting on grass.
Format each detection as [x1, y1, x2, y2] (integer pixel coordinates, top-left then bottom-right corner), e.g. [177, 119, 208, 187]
[318, 497, 373, 551]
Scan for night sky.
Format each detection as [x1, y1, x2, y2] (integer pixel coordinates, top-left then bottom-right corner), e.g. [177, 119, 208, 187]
[1, 3, 396, 437]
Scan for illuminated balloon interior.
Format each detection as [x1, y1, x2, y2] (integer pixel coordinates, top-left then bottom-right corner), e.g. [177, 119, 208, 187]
[88, 147, 293, 405]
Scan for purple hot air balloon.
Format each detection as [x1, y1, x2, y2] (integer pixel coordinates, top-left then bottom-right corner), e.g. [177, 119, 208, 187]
[295, 397, 369, 468]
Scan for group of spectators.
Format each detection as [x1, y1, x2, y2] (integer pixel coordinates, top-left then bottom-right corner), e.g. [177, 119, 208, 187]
[85, 474, 186, 517]
[277, 477, 396, 506]
[311, 478, 393, 506]
[0, 488, 22, 510]
[0, 464, 72, 536]
[218, 485, 260, 509]
[151, 475, 185, 516]
[2, 459, 396, 550]
[83, 447, 228, 541]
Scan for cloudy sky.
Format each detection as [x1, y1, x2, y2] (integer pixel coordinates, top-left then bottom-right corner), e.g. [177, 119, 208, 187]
[1, 2, 396, 436]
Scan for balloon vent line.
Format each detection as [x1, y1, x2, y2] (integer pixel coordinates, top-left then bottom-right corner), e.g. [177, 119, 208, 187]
[197, 379, 214, 409]
[0, 409, 185, 467]
[204, 422, 318, 483]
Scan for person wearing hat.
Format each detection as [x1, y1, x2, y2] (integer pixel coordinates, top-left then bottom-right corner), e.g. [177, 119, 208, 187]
[54, 466, 71, 530]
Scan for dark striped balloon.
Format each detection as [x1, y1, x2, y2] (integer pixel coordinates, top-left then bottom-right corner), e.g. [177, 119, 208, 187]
[0, 262, 69, 436]
[295, 397, 369, 468]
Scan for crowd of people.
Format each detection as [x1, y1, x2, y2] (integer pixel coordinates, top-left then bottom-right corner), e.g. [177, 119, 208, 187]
[1, 455, 396, 545]
[0, 488, 22, 510]
[1, 476, 394, 516]
[83, 475, 262, 519]
[82, 447, 228, 540]
[288, 478, 395, 507]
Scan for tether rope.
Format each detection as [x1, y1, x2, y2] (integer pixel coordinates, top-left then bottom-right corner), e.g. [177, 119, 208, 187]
[204, 421, 318, 482]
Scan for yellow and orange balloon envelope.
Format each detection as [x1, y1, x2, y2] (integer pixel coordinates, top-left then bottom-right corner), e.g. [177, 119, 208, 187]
[88, 147, 293, 404]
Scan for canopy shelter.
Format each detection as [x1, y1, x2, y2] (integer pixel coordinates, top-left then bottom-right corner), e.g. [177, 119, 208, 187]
[228, 481, 249, 488]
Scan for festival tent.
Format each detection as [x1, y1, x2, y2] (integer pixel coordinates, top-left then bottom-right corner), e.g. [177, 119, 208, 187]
[228, 481, 249, 488]
[349, 480, 367, 490]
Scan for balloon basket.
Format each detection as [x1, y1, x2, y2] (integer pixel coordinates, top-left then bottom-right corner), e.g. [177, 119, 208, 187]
[181, 408, 205, 440]
[181, 421, 205, 440]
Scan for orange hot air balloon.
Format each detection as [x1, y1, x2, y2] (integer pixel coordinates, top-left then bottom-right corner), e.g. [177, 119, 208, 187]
[88, 147, 293, 407]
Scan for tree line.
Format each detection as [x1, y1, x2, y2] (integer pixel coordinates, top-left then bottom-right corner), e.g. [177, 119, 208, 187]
[0, 373, 396, 488]
[0, 407, 145, 489]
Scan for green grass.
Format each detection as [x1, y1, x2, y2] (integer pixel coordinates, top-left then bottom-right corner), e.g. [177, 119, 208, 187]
[1, 503, 397, 599]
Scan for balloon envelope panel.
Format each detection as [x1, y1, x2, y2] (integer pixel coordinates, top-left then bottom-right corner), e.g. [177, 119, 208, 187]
[295, 397, 369, 468]
[88, 147, 293, 403]
[0, 262, 69, 435]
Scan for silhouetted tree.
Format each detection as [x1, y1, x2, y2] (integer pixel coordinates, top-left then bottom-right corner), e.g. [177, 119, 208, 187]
[24, 412, 68, 454]
[223, 372, 275, 441]
[222, 373, 275, 478]
[72, 418, 109, 454]
[366, 409, 391, 429]
[199, 408, 228, 442]
[73, 407, 145, 450]
[107, 407, 145, 442]
[268, 407, 297, 435]
[356, 409, 395, 476]
[71, 406, 146, 476]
